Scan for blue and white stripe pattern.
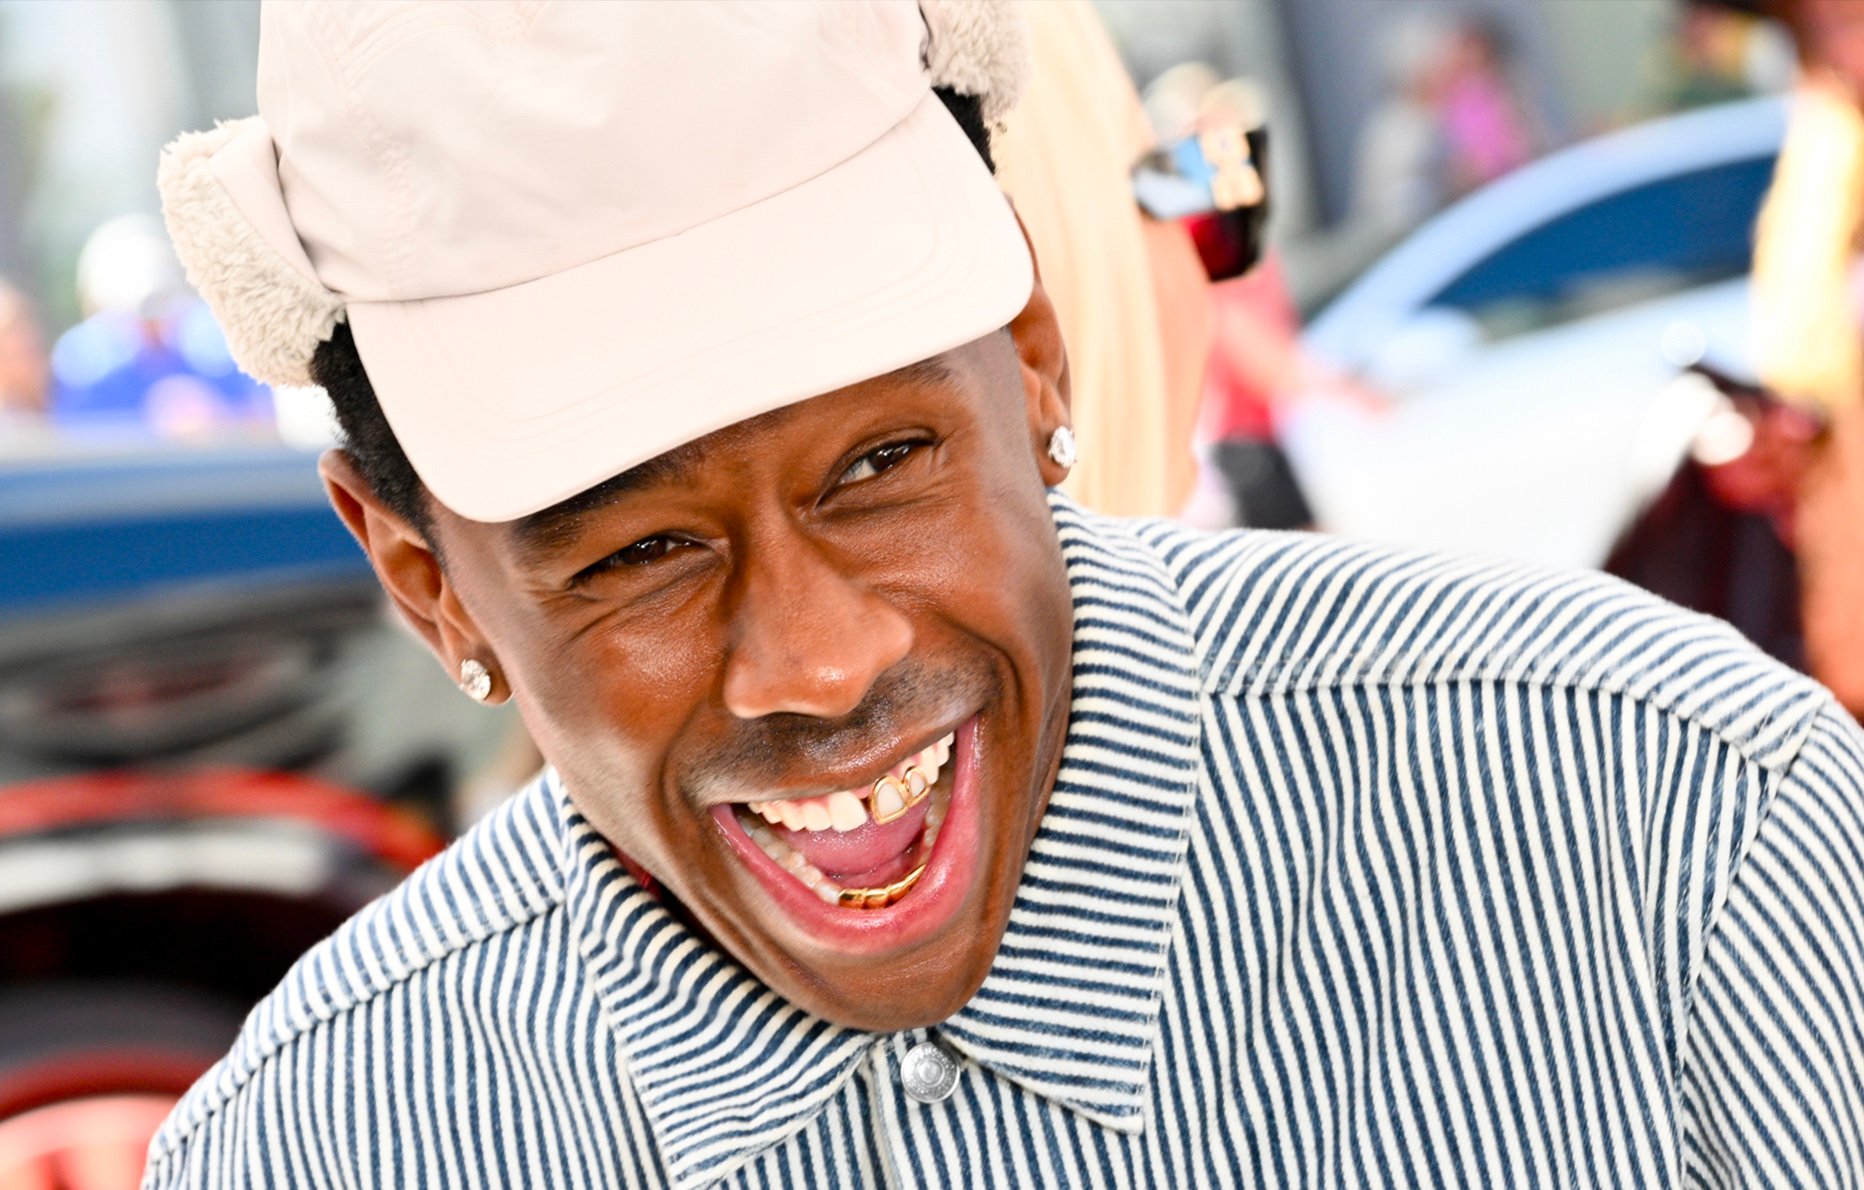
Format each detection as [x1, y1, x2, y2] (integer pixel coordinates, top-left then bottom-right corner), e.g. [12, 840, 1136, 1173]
[145, 495, 1864, 1188]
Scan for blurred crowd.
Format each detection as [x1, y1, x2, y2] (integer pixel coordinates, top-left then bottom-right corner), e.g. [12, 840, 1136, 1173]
[0, 217, 268, 443]
[1349, 13, 1546, 238]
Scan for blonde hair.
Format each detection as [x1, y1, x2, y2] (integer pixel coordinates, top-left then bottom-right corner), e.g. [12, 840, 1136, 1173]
[993, 0, 1205, 516]
[1752, 72, 1864, 414]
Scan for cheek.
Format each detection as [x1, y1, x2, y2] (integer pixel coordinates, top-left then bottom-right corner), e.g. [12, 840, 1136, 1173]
[504, 609, 723, 783]
[872, 452, 1057, 617]
[904, 477, 1069, 685]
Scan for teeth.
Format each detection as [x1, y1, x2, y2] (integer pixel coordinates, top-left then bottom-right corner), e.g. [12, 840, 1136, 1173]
[871, 765, 930, 825]
[742, 732, 956, 834]
[740, 787, 945, 913]
[872, 776, 907, 823]
[826, 790, 867, 831]
[837, 863, 926, 909]
[745, 811, 942, 912]
[736, 728, 957, 906]
[867, 731, 954, 825]
[916, 746, 943, 786]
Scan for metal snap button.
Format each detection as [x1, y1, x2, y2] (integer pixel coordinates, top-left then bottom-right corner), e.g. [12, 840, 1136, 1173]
[900, 1040, 960, 1104]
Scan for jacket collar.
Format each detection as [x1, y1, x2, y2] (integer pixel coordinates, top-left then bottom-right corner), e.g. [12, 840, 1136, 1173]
[561, 496, 1206, 1190]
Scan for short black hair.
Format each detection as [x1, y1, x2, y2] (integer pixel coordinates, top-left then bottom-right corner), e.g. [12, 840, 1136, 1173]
[314, 86, 996, 535]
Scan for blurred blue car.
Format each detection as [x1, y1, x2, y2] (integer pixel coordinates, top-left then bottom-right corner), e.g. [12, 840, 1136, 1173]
[1290, 96, 1785, 569]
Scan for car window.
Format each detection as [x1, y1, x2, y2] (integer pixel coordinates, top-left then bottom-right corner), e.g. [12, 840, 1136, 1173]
[1422, 155, 1777, 340]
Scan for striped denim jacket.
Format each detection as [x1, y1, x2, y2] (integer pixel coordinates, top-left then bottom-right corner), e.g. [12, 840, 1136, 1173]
[145, 495, 1864, 1188]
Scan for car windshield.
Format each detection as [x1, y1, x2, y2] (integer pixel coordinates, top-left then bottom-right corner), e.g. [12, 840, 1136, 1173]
[1422, 154, 1777, 340]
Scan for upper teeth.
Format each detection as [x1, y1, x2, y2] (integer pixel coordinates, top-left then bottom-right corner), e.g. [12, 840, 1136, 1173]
[747, 732, 952, 834]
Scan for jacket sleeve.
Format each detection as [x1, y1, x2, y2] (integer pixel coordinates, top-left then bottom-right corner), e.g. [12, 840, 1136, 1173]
[1680, 702, 1864, 1188]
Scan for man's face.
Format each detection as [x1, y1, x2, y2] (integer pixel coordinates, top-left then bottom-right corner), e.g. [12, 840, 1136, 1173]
[413, 328, 1073, 1029]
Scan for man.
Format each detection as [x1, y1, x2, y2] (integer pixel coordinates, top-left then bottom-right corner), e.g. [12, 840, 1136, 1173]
[148, 2, 1864, 1187]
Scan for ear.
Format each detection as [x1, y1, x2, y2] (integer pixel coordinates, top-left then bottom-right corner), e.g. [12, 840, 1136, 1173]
[319, 449, 498, 697]
[1005, 208, 1073, 487]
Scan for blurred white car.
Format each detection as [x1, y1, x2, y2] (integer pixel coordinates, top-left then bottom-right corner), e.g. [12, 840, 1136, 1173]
[1288, 96, 1786, 568]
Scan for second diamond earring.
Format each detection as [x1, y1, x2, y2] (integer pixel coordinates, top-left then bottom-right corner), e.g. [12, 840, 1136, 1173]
[459, 658, 495, 703]
[1047, 425, 1077, 469]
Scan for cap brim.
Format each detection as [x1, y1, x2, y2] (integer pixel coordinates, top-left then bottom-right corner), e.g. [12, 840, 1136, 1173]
[346, 92, 1033, 523]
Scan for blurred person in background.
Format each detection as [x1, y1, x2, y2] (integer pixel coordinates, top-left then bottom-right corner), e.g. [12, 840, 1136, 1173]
[1147, 71, 1375, 531]
[1671, 2, 1765, 107]
[1746, 0, 1864, 718]
[992, 0, 1208, 517]
[972, 10, 1322, 532]
[1349, 12, 1453, 239]
[992, 4, 1315, 529]
[1185, 78, 1316, 531]
[1654, 0, 1795, 111]
[1350, 11, 1545, 235]
[48, 214, 269, 439]
[0, 278, 48, 425]
[1197, 244, 1326, 530]
[1439, 16, 1540, 197]
[1619, 0, 1864, 723]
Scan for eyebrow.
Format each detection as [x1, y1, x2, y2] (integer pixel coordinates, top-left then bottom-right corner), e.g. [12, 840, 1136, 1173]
[507, 439, 707, 558]
[895, 356, 960, 391]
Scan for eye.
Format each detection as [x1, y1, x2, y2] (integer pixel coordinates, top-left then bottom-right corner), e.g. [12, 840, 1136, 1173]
[575, 534, 694, 584]
[838, 440, 923, 486]
[622, 535, 688, 564]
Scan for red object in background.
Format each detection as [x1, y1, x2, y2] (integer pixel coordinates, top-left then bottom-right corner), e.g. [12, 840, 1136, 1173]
[1131, 124, 1271, 284]
[0, 767, 450, 1189]
[1203, 256, 1299, 443]
[0, 768, 445, 872]
[0, 982, 245, 1190]
[1606, 366, 1829, 673]
[1696, 395, 1827, 548]
[0, 1096, 174, 1190]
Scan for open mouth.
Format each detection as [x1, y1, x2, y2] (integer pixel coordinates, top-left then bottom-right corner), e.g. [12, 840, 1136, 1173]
[731, 732, 954, 910]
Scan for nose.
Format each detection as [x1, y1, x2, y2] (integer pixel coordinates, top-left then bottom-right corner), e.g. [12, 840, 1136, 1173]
[721, 528, 914, 721]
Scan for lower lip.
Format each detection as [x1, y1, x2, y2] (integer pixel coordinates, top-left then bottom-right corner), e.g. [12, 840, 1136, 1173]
[710, 716, 982, 957]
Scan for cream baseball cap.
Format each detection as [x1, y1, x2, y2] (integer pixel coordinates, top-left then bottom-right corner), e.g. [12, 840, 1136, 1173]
[158, 0, 1033, 522]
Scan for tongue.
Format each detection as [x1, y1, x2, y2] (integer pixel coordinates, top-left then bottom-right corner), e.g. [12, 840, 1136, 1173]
[774, 799, 929, 882]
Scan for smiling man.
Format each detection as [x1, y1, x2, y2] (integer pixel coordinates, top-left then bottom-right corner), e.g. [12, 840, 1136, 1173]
[145, 2, 1864, 1188]
[403, 329, 1078, 1032]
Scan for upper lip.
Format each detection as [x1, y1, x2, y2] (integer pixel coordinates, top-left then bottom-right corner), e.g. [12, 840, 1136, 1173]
[702, 716, 966, 808]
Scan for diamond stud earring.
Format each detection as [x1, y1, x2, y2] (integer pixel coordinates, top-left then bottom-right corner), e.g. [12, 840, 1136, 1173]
[1047, 425, 1077, 469]
[459, 658, 494, 703]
